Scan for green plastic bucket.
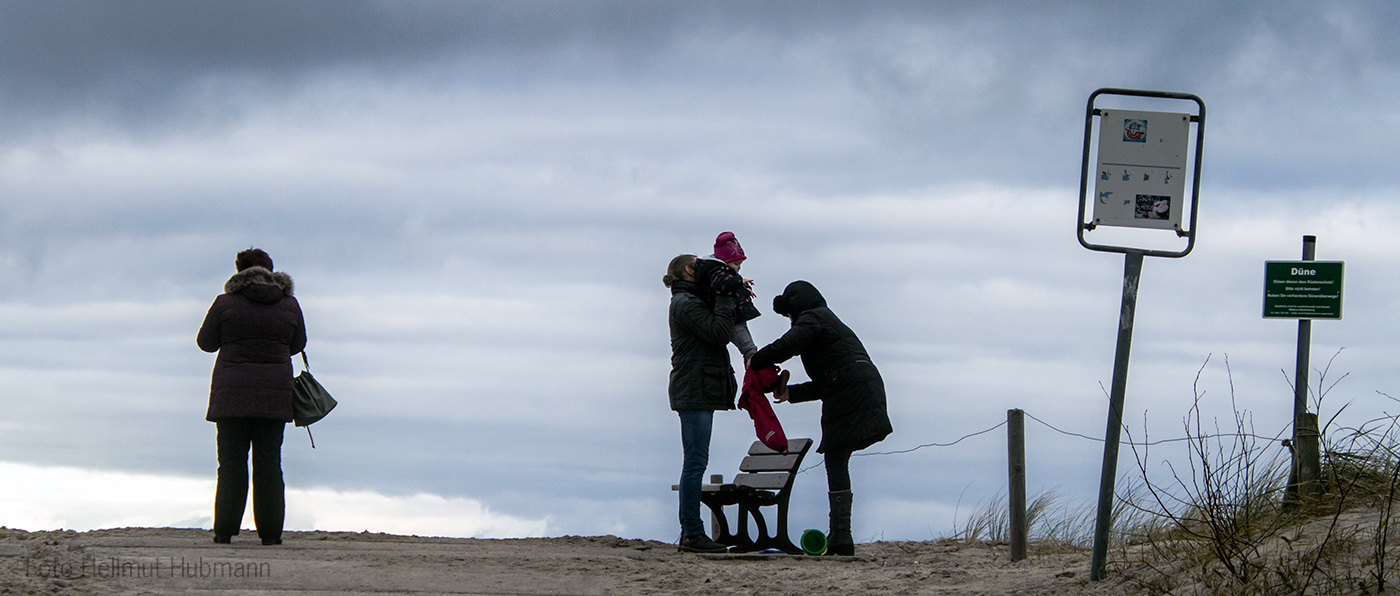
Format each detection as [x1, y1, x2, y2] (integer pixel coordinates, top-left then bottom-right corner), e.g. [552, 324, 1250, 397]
[800, 529, 827, 556]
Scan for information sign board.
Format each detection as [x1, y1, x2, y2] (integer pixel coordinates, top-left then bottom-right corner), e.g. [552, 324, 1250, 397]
[1091, 109, 1190, 232]
[1263, 261, 1344, 319]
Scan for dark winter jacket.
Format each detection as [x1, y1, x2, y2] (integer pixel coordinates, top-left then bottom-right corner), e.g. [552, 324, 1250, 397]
[751, 281, 892, 453]
[692, 258, 761, 322]
[668, 280, 739, 412]
[197, 267, 307, 422]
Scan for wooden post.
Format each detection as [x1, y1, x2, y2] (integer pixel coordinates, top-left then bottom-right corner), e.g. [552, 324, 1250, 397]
[1008, 409, 1027, 562]
[1285, 235, 1321, 508]
[1296, 413, 1321, 501]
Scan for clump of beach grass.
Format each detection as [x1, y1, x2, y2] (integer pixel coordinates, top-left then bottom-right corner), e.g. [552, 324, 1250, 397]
[1115, 353, 1400, 595]
[955, 353, 1400, 594]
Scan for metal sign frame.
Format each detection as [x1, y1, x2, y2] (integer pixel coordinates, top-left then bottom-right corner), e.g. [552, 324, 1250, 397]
[1077, 88, 1206, 258]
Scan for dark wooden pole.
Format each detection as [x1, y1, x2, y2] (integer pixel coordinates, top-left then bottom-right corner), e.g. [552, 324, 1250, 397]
[1008, 409, 1027, 562]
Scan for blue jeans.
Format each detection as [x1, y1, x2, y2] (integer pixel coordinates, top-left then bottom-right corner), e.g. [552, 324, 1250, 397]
[677, 410, 714, 537]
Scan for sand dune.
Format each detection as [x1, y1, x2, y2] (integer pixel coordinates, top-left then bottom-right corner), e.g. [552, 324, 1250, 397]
[1, 527, 1136, 595]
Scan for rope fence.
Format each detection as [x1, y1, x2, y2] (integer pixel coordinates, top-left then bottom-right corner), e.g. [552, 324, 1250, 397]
[796, 409, 1293, 474]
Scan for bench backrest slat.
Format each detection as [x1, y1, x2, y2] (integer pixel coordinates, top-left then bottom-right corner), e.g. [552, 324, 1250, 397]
[734, 472, 790, 490]
[739, 454, 802, 472]
[747, 438, 812, 456]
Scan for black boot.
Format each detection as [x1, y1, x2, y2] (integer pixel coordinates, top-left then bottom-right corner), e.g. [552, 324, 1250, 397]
[828, 489, 854, 556]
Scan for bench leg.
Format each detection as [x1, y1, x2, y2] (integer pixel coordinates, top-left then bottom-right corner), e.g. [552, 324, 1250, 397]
[723, 504, 768, 553]
[700, 500, 734, 544]
[770, 500, 801, 554]
[740, 500, 801, 555]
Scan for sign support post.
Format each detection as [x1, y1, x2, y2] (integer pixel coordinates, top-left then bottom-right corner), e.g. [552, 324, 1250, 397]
[1289, 237, 1320, 503]
[1263, 235, 1342, 503]
[1088, 249, 1142, 579]
[1077, 88, 1206, 581]
[1293, 235, 1315, 428]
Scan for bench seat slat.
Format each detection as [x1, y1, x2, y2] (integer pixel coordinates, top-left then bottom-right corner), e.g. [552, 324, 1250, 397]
[671, 484, 737, 492]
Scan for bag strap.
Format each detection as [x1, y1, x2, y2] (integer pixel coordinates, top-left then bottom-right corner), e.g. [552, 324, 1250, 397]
[300, 351, 310, 372]
[305, 426, 316, 449]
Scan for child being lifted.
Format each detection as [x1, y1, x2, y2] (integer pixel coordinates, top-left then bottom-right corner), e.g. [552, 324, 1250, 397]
[691, 231, 760, 364]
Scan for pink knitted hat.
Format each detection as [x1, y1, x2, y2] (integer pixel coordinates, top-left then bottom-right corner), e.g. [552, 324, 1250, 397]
[714, 231, 746, 263]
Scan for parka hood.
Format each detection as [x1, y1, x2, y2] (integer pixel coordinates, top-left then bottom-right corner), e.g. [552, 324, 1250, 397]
[224, 267, 294, 304]
[772, 280, 826, 317]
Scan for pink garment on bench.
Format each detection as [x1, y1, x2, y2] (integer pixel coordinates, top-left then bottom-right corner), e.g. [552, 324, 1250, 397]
[738, 365, 789, 453]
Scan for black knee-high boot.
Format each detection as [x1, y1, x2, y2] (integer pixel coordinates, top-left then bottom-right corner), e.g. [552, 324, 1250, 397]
[828, 489, 854, 556]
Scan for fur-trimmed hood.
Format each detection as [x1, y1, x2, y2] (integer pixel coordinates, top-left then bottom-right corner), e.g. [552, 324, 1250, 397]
[224, 267, 294, 303]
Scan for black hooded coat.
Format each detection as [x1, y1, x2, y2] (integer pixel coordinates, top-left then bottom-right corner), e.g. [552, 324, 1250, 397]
[197, 267, 307, 422]
[750, 281, 892, 454]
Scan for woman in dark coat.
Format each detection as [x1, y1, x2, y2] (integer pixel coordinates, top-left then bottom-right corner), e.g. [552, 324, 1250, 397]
[750, 280, 892, 556]
[197, 248, 307, 545]
[664, 254, 738, 553]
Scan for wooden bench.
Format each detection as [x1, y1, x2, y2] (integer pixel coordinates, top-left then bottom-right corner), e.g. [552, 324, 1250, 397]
[673, 438, 813, 554]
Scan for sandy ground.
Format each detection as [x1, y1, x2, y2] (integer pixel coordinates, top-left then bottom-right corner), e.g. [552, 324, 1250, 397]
[0, 527, 1144, 596]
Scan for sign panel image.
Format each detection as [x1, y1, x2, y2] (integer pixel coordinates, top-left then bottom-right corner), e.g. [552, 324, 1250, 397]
[1262, 261, 1345, 319]
[1091, 109, 1190, 231]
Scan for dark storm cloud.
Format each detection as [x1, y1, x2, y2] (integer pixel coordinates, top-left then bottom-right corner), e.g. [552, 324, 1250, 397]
[0, 1, 869, 108]
[830, 1, 1400, 190]
[0, 1, 689, 136]
[6, 1, 1400, 188]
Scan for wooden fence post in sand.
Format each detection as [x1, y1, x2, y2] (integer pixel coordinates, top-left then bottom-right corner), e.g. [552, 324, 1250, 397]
[1008, 409, 1027, 562]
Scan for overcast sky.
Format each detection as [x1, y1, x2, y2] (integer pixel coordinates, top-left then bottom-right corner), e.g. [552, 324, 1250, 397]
[3, 1, 1400, 542]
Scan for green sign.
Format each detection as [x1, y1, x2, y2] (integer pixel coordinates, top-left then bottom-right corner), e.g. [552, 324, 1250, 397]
[1263, 261, 1344, 319]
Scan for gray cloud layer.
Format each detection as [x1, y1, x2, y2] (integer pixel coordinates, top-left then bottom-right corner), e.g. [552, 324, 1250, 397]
[7, 2, 1400, 188]
[3, 1, 1400, 539]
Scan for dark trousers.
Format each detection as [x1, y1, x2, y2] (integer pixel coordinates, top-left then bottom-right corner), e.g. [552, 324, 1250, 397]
[825, 448, 853, 492]
[214, 418, 286, 542]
